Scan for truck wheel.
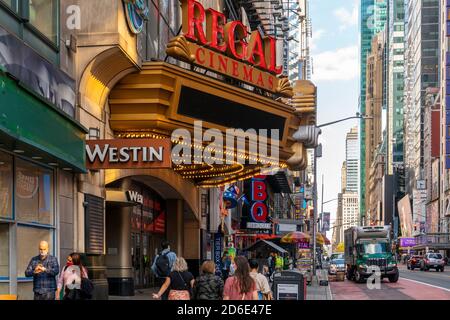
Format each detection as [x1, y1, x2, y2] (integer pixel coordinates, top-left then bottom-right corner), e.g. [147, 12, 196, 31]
[354, 270, 364, 283]
[388, 272, 399, 283]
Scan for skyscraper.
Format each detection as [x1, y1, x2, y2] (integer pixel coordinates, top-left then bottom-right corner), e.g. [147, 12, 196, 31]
[387, 0, 405, 173]
[360, 0, 388, 223]
[346, 127, 359, 193]
[403, 0, 439, 212]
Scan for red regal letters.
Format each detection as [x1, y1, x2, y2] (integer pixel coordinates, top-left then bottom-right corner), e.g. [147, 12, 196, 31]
[181, 0, 283, 75]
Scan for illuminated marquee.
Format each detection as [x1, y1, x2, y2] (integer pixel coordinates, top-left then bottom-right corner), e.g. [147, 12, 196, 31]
[166, 0, 293, 97]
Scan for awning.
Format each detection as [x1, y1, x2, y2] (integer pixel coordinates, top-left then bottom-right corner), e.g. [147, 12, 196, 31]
[244, 240, 288, 254]
[0, 71, 87, 172]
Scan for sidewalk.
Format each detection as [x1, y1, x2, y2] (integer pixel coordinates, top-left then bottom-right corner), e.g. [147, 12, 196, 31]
[109, 288, 158, 300]
[306, 269, 333, 300]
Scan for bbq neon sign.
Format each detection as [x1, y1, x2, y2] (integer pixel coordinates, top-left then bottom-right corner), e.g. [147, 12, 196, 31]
[251, 176, 269, 223]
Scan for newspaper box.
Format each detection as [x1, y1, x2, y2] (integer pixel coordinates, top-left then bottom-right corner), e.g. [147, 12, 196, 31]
[272, 270, 306, 300]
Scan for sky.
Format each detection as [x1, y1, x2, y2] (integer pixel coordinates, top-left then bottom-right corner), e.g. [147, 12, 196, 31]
[309, 0, 360, 242]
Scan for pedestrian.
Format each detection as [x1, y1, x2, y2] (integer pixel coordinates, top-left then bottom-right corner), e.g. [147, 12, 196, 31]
[268, 252, 275, 274]
[56, 253, 74, 300]
[193, 260, 224, 300]
[24, 241, 60, 300]
[275, 253, 283, 271]
[223, 256, 258, 300]
[56, 253, 90, 300]
[151, 240, 177, 300]
[221, 251, 231, 280]
[249, 259, 272, 300]
[152, 257, 194, 300]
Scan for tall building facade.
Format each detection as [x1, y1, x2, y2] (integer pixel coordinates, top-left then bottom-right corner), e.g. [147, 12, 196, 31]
[404, 0, 439, 230]
[387, 0, 405, 173]
[360, 0, 388, 223]
[346, 127, 359, 192]
[365, 31, 386, 223]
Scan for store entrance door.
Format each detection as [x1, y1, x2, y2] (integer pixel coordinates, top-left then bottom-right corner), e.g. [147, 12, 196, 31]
[131, 232, 152, 289]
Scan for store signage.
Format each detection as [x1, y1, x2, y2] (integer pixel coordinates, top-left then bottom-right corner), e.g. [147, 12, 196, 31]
[16, 171, 39, 199]
[123, 0, 149, 34]
[86, 139, 171, 170]
[399, 238, 416, 248]
[277, 224, 297, 233]
[126, 191, 144, 204]
[250, 176, 268, 223]
[214, 233, 223, 275]
[166, 0, 293, 96]
[247, 222, 272, 230]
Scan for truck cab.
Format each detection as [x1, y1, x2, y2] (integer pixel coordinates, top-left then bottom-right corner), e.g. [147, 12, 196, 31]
[345, 226, 399, 283]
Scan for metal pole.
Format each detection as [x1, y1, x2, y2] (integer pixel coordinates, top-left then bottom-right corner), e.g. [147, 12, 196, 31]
[320, 174, 324, 233]
[312, 147, 317, 276]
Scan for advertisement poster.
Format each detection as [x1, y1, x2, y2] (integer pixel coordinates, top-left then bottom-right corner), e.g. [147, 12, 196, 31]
[214, 233, 223, 275]
[397, 195, 413, 237]
[277, 284, 298, 300]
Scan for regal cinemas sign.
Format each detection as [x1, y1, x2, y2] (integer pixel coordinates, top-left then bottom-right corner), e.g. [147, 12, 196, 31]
[166, 0, 293, 97]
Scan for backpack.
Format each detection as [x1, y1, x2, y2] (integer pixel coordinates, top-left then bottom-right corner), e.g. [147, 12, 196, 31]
[155, 252, 171, 277]
[81, 277, 94, 299]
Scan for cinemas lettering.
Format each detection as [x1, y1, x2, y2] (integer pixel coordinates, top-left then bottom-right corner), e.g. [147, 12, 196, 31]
[166, 0, 292, 96]
[86, 139, 171, 170]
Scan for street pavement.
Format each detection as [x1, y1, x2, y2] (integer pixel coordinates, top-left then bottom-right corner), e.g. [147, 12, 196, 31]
[398, 265, 450, 290]
[330, 265, 450, 300]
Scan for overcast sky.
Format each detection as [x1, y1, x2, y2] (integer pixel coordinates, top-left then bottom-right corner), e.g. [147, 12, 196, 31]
[309, 0, 360, 241]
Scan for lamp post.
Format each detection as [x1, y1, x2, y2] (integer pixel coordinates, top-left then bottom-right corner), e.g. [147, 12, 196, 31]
[310, 113, 373, 277]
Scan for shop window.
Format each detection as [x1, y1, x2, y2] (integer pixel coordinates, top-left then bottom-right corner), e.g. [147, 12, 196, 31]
[15, 158, 54, 226]
[17, 225, 52, 278]
[0, 224, 9, 278]
[1, 0, 18, 11]
[28, 0, 58, 43]
[0, 152, 13, 219]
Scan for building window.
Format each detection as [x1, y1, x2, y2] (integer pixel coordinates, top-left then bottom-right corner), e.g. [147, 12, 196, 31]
[0, 152, 13, 219]
[16, 225, 53, 278]
[15, 158, 54, 226]
[0, 224, 9, 279]
[0, 0, 18, 11]
[28, 0, 58, 43]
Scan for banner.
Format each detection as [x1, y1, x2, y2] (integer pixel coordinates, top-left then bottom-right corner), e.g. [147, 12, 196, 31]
[213, 233, 223, 276]
[322, 212, 330, 232]
[398, 195, 413, 237]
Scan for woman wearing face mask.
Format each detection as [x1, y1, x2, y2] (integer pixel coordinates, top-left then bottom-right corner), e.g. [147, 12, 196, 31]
[56, 253, 89, 300]
[56, 254, 74, 300]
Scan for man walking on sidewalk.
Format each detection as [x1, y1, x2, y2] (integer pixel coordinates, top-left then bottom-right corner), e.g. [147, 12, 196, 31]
[151, 240, 177, 300]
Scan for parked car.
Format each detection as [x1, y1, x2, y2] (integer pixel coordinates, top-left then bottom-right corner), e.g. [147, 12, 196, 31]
[328, 258, 346, 275]
[406, 255, 422, 270]
[420, 253, 445, 272]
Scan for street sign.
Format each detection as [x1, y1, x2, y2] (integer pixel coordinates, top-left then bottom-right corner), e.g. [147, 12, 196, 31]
[304, 186, 313, 200]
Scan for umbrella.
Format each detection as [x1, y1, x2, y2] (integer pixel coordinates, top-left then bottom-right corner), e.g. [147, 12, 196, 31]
[281, 231, 310, 243]
[316, 233, 331, 245]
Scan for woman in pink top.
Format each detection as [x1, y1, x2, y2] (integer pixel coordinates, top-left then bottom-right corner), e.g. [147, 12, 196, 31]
[223, 256, 258, 300]
[56, 253, 88, 300]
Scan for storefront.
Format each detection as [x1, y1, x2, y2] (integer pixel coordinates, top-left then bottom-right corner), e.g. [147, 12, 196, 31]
[0, 69, 86, 299]
[71, 0, 313, 298]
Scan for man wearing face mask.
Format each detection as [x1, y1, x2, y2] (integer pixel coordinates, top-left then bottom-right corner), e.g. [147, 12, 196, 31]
[25, 241, 60, 300]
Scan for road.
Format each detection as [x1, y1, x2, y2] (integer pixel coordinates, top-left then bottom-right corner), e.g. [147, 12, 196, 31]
[329, 265, 450, 300]
[398, 265, 450, 290]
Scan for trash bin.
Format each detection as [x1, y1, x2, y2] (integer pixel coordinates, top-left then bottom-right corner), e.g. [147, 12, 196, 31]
[272, 270, 306, 300]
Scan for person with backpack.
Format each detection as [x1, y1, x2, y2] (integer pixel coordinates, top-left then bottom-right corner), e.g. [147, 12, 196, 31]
[151, 240, 177, 300]
[152, 257, 194, 300]
[55, 253, 91, 300]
